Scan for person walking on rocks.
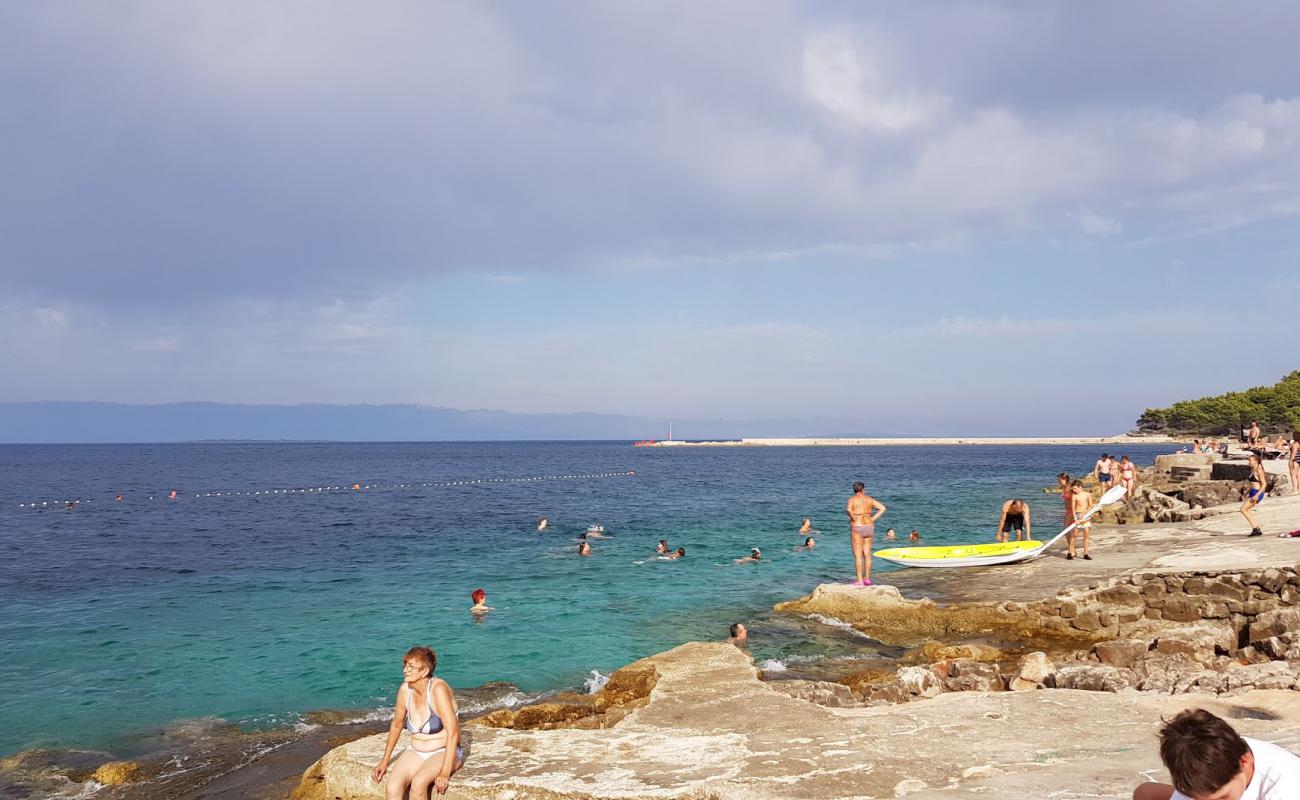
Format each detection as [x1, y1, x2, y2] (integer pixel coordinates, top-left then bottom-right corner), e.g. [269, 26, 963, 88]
[1094, 453, 1114, 491]
[1068, 479, 1092, 560]
[1132, 707, 1300, 800]
[1242, 453, 1268, 536]
[846, 481, 887, 586]
[1119, 455, 1137, 496]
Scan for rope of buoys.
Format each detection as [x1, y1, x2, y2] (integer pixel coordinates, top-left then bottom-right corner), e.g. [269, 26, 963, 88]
[16, 470, 637, 509]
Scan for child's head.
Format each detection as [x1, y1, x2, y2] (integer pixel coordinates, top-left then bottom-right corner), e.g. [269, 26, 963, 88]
[1158, 709, 1252, 799]
[471, 588, 486, 604]
[676, 547, 686, 556]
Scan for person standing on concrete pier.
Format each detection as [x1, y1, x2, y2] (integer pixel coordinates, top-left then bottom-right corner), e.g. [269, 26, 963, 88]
[1242, 453, 1268, 536]
[1288, 431, 1299, 496]
[846, 481, 887, 586]
[1069, 480, 1093, 560]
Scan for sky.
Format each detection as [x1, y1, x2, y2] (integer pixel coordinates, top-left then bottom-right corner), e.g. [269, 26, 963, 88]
[2, 1, 1297, 434]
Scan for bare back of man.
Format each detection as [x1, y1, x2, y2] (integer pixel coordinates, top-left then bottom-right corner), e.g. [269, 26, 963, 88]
[846, 482, 886, 586]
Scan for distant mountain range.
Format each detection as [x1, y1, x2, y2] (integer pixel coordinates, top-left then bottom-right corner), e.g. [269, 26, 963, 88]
[0, 401, 913, 444]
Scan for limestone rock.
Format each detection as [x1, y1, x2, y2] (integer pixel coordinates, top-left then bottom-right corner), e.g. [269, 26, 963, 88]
[1092, 639, 1150, 668]
[941, 659, 1005, 692]
[1053, 664, 1137, 692]
[768, 679, 858, 708]
[1154, 624, 1236, 665]
[1222, 662, 1299, 693]
[896, 666, 943, 698]
[1009, 652, 1054, 691]
[839, 667, 897, 695]
[1249, 608, 1300, 642]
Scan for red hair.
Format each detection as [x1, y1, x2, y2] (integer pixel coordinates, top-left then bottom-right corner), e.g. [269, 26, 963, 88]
[471, 588, 486, 603]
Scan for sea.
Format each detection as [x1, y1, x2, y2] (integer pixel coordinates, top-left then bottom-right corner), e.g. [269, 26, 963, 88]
[0, 440, 1174, 794]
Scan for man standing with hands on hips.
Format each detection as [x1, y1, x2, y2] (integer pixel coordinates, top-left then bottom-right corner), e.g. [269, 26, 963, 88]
[846, 481, 887, 586]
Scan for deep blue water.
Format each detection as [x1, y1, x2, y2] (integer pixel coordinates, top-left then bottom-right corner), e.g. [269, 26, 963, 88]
[0, 441, 1173, 755]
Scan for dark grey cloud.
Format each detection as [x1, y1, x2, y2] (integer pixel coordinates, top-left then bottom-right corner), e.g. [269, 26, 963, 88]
[2, 0, 1299, 315]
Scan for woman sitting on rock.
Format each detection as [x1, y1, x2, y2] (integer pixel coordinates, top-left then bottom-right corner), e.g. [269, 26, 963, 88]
[372, 646, 463, 797]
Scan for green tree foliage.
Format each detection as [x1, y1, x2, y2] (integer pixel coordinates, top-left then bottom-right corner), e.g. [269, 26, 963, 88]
[1136, 372, 1300, 435]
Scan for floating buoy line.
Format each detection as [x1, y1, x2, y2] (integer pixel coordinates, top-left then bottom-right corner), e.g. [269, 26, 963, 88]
[16, 470, 636, 509]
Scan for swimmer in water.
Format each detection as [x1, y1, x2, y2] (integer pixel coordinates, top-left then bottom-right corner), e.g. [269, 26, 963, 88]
[656, 539, 669, 554]
[797, 537, 815, 550]
[735, 548, 761, 564]
[799, 518, 812, 534]
[884, 528, 896, 541]
[908, 530, 920, 542]
[537, 517, 548, 532]
[726, 623, 748, 644]
[115, 494, 124, 502]
[469, 588, 492, 615]
[372, 646, 463, 796]
[666, 547, 686, 560]
[578, 541, 591, 556]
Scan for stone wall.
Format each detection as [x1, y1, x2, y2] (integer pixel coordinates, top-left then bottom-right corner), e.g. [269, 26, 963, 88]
[822, 565, 1300, 707]
[1025, 565, 1300, 641]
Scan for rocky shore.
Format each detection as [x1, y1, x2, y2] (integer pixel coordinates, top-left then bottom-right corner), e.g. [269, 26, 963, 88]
[291, 494, 1300, 800]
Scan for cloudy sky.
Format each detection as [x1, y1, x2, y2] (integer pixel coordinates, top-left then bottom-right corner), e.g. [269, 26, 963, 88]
[2, 1, 1296, 433]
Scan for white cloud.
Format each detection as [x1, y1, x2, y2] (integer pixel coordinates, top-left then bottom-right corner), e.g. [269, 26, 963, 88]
[802, 30, 947, 132]
[1074, 211, 1123, 237]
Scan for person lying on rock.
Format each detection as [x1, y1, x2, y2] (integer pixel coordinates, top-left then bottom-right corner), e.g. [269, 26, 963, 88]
[1132, 708, 1300, 800]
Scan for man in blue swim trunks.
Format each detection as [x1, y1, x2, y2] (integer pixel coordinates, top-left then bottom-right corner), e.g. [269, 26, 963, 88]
[1094, 453, 1114, 489]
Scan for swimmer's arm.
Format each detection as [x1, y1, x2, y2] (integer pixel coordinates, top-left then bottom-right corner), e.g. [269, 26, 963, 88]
[1023, 505, 1031, 538]
[373, 685, 409, 782]
[995, 502, 1008, 536]
[432, 681, 460, 791]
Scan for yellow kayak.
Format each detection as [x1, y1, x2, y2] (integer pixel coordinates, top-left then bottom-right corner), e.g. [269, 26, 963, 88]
[874, 540, 1044, 568]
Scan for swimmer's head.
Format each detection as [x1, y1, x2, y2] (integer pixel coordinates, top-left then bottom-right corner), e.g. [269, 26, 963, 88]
[471, 588, 486, 604]
[677, 548, 685, 556]
[852, 481, 865, 493]
[403, 645, 437, 677]
[751, 548, 761, 558]
[804, 537, 814, 547]
[729, 623, 747, 639]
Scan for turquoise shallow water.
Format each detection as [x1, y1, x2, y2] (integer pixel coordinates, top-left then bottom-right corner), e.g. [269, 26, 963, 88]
[0, 441, 1172, 756]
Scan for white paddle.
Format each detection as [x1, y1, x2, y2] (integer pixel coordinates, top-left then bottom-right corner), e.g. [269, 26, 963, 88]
[1024, 484, 1128, 561]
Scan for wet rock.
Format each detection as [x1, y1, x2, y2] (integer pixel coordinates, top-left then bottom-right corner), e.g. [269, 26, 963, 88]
[592, 664, 657, 713]
[1009, 652, 1054, 691]
[910, 641, 1005, 663]
[90, 760, 146, 785]
[1053, 664, 1137, 693]
[768, 680, 858, 708]
[1092, 639, 1150, 668]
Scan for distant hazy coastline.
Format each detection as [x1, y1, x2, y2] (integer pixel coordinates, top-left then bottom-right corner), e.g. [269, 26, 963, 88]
[645, 435, 1178, 447]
